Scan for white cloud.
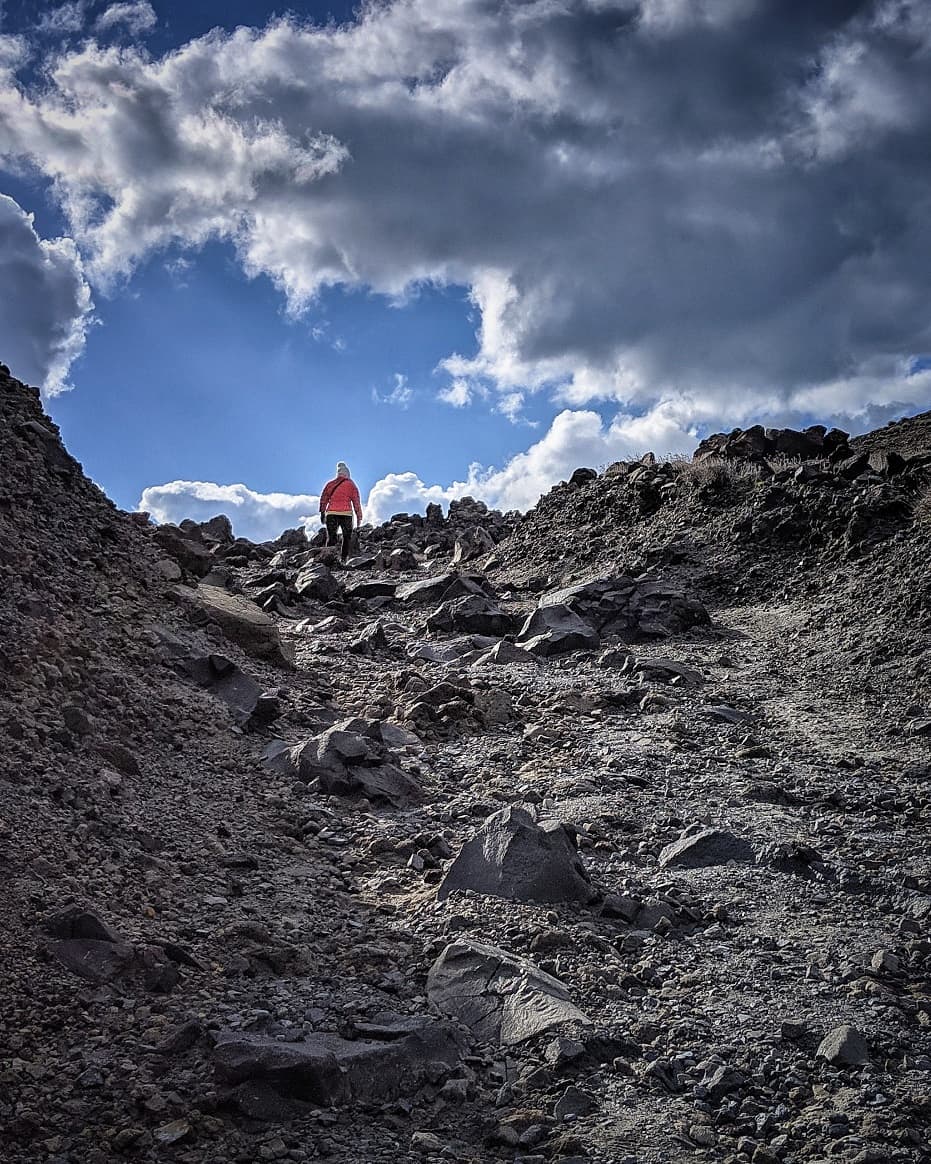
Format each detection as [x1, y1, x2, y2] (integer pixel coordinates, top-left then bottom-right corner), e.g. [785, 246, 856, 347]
[37, 2, 86, 36]
[1, 1, 930, 425]
[467, 403, 698, 513]
[372, 373, 413, 408]
[0, 193, 93, 395]
[364, 471, 461, 526]
[139, 480, 321, 543]
[437, 378, 473, 408]
[0, 35, 29, 70]
[95, 2, 156, 36]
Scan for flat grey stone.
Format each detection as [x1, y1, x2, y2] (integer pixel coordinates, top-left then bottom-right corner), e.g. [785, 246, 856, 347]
[214, 1018, 462, 1109]
[194, 585, 294, 668]
[427, 939, 590, 1045]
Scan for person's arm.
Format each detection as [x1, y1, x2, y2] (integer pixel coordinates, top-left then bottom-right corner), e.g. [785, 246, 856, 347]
[351, 483, 363, 525]
[319, 480, 334, 520]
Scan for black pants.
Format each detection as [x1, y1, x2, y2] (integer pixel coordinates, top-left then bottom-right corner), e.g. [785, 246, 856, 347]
[325, 514, 354, 561]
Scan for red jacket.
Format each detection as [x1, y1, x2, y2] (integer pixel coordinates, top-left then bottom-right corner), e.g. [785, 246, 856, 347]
[320, 476, 362, 520]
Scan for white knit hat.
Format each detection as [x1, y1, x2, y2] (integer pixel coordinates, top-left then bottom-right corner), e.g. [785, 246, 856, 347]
[336, 461, 350, 477]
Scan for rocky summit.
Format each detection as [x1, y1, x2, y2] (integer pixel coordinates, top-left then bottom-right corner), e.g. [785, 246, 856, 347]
[1, 361, 930, 1164]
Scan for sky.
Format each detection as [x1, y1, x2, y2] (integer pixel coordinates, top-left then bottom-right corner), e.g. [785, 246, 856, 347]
[1, 0, 930, 539]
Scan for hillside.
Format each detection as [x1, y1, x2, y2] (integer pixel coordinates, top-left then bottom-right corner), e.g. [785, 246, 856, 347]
[1, 363, 929, 1164]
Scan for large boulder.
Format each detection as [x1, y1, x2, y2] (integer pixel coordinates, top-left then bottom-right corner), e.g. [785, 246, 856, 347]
[396, 572, 490, 605]
[426, 595, 515, 637]
[659, 827, 754, 869]
[291, 719, 423, 807]
[214, 1016, 462, 1110]
[538, 575, 710, 641]
[473, 640, 539, 667]
[345, 578, 398, 600]
[154, 524, 215, 576]
[427, 940, 590, 1046]
[452, 527, 496, 564]
[180, 514, 234, 545]
[294, 563, 341, 602]
[195, 585, 295, 668]
[816, 1025, 871, 1067]
[516, 604, 600, 657]
[438, 806, 595, 904]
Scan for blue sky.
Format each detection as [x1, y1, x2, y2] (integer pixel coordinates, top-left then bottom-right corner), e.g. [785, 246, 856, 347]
[1, 0, 930, 537]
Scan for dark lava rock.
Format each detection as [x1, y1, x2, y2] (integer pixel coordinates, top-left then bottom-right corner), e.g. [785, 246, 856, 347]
[213, 1017, 462, 1109]
[181, 653, 281, 729]
[539, 575, 710, 641]
[292, 720, 423, 807]
[396, 572, 490, 605]
[427, 939, 589, 1046]
[437, 805, 596, 903]
[658, 827, 754, 869]
[49, 938, 136, 983]
[516, 604, 600, 657]
[426, 595, 515, 636]
[294, 562, 341, 602]
[816, 1024, 871, 1067]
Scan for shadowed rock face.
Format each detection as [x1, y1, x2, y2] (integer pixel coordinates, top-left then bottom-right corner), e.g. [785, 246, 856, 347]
[437, 806, 596, 904]
[516, 603, 600, 656]
[427, 940, 590, 1046]
[539, 575, 711, 642]
[214, 1016, 463, 1108]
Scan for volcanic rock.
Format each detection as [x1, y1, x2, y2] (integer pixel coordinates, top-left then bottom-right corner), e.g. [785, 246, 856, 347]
[427, 939, 590, 1045]
[437, 806, 596, 903]
[153, 524, 214, 576]
[181, 653, 280, 729]
[193, 585, 295, 667]
[473, 639, 539, 666]
[214, 1016, 462, 1109]
[294, 562, 341, 602]
[816, 1025, 871, 1067]
[396, 572, 490, 605]
[539, 575, 710, 640]
[426, 595, 515, 636]
[452, 526, 496, 564]
[291, 719, 422, 806]
[516, 604, 600, 656]
[659, 827, 754, 869]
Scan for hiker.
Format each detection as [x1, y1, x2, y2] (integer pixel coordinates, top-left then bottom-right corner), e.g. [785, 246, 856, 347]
[319, 461, 363, 563]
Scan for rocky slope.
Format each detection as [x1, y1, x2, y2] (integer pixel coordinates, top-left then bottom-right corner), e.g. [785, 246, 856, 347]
[1, 365, 929, 1164]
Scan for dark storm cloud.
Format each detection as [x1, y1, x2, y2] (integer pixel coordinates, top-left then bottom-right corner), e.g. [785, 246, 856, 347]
[1, 0, 929, 421]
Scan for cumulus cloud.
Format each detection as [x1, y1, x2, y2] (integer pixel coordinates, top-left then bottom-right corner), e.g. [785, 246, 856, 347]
[139, 480, 320, 542]
[0, 193, 93, 394]
[95, 2, 157, 36]
[437, 379, 474, 408]
[1, 0, 930, 427]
